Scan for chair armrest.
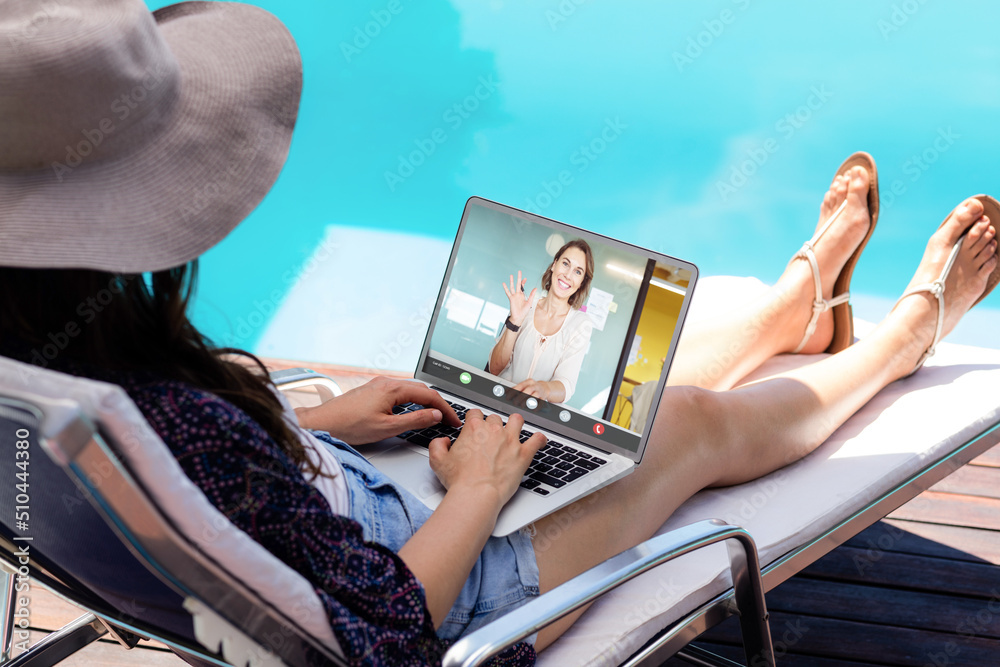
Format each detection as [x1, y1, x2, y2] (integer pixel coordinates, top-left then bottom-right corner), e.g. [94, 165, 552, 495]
[442, 519, 774, 667]
[269, 367, 343, 403]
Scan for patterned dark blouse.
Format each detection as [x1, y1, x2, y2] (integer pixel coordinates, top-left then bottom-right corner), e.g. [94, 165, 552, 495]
[74, 367, 536, 666]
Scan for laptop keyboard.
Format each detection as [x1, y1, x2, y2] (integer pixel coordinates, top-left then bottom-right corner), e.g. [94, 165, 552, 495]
[392, 400, 608, 496]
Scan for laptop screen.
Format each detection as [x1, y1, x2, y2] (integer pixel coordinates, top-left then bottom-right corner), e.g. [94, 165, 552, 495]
[415, 197, 698, 462]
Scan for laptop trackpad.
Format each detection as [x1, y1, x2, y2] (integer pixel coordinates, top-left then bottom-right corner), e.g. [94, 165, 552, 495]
[367, 444, 447, 510]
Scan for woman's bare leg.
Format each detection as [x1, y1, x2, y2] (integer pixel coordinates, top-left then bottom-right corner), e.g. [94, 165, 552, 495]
[532, 197, 997, 650]
[667, 166, 873, 391]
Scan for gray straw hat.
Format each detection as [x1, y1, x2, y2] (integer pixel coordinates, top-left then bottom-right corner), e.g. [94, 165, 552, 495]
[0, 0, 302, 272]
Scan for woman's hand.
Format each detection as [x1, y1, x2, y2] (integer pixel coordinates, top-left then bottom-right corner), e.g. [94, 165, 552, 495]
[502, 270, 537, 327]
[294, 376, 461, 445]
[428, 410, 546, 508]
[400, 411, 545, 628]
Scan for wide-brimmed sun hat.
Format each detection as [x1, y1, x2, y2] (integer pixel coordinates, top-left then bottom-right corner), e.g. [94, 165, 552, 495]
[0, 0, 302, 273]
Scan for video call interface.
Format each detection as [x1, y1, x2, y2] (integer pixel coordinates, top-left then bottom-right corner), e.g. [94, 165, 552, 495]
[420, 200, 693, 455]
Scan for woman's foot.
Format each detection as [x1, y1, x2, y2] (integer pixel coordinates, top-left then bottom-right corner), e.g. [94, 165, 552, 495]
[889, 197, 998, 376]
[776, 164, 874, 354]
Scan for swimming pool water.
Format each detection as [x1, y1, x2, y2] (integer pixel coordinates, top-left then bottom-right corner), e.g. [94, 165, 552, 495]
[145, 0, 1000, 365]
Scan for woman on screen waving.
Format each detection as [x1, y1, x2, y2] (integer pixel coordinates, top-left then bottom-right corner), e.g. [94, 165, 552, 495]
[488, 239, 595, 403]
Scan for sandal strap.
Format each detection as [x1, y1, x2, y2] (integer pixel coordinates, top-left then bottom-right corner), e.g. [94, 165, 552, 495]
[895, 231, 967, 376]
[791, 285, 850, 352]
[791, 198, 850, 354]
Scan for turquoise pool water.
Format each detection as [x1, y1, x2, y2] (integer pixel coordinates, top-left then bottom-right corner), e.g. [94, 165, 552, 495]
[147, 0, 1000, 365]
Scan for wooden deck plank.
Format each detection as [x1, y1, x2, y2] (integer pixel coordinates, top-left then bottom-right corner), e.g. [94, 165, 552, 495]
[16, 630, 186, 666]
[844, 520, 1000, 564]
[261, 356, 410, 386]
[696, 611, 1000, 667]
[662, 637, 889, 666]
[876, 519, 1000, 565]
[26, 586, 104, 630]
[767, 578, 1000, 638]
[20, 588, 188, 665]
[887, 490, 1000, 530]
[929, 464, 1000, 499]
[970, 447, 1000, 468]
[800, 545, 1000, 597]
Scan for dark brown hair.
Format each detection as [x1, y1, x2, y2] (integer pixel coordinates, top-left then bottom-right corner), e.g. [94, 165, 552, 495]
[542, 239, 594, 309]
[0, 262, 321, 478]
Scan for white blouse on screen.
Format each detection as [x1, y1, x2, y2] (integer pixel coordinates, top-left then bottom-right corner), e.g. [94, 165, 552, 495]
[498, 303, 593, 402]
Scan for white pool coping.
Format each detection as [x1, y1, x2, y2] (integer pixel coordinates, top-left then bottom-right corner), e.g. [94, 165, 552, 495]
[257, 226, 1000, 369]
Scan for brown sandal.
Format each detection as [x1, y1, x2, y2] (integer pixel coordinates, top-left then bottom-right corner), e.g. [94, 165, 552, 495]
[792, 151, 880, 354]
[895, 194, 1000, 375]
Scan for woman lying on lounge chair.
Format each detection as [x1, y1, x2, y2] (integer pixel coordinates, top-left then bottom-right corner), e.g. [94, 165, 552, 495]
[0, 2, 998, 665]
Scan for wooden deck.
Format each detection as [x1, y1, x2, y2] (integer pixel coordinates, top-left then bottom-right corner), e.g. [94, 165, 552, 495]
[17, 588, 185, 666]
[665, 445, 1000, 667]
[17, 362, 1000, 666]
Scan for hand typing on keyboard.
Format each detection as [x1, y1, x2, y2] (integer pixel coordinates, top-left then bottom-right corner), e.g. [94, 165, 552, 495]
[396, 399, 610, 496]
[427, 409, 547, 506]
[292, 376, 461, 445]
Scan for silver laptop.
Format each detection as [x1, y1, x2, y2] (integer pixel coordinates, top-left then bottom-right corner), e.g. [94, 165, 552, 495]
[365, 197, 698, 536]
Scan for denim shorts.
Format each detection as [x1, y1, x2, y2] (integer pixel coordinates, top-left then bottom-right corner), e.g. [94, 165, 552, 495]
[311, 432, 540, 643]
